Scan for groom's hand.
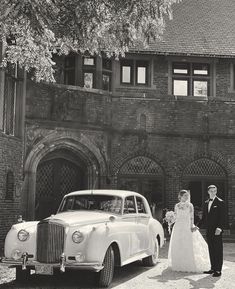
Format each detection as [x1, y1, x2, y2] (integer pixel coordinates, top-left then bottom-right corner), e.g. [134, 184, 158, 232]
[215, 228, 222, 235]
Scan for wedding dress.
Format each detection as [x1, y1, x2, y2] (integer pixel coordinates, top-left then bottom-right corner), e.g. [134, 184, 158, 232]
[168, 201, 210, 272]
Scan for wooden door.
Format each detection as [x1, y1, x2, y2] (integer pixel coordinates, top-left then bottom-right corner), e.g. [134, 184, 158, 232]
[35, 158, 85, 220]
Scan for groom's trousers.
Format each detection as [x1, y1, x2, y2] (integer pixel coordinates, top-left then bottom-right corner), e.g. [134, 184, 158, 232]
[206, 233, 223, 272]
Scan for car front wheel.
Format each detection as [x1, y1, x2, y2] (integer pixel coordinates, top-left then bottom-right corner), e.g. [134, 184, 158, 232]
[142, 237, 159, 266]
[97, 246, 115, 287]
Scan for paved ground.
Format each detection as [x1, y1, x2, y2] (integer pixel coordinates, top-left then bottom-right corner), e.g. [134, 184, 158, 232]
[0, 242, 234, 289]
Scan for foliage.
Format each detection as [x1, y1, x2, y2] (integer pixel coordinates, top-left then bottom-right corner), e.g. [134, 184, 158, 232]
[0, 0, 181, 82]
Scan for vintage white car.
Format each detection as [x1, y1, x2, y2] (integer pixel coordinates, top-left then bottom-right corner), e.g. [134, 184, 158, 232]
[1, 190, 164, 287]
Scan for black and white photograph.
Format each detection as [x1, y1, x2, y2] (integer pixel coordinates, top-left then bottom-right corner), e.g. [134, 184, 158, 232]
[0, 0, 235, 288]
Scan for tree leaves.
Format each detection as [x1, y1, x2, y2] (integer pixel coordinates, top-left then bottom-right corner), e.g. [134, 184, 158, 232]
[0, 0, 181, 82]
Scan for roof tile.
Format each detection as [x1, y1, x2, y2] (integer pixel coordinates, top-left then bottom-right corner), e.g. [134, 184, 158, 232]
[131, 0, 235, 57]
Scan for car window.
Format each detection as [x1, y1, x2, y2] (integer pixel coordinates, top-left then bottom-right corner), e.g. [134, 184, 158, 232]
[136, 196, 147, 214]
[123, 196, 136, 214]
[59, 195, 122, 214]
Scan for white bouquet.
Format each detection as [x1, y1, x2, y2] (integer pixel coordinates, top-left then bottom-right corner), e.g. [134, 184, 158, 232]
[164, 211, 176, 234]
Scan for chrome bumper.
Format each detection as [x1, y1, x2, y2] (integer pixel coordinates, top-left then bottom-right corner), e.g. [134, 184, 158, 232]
[0, 256, 104, 272]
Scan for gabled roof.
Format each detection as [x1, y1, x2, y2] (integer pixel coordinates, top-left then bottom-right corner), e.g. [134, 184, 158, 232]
[131, 0, 235, 58]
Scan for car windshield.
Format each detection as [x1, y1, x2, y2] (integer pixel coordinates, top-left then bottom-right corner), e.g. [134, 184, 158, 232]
[59, 194, 123, 215]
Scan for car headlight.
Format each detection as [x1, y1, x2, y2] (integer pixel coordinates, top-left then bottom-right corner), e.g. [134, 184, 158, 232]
[17, 229, 29, 242]
[72, 231, 84, 243]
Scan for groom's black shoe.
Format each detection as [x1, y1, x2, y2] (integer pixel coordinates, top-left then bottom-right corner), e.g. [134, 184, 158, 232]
[212, 271, 221, 277]
[203, 270, 214, 274]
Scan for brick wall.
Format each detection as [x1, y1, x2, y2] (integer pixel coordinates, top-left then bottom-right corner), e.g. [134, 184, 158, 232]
[0, 135, 23, 249]
[23, 56, 235, 228]
[26, 81, 111, 126]
[216, 59, 232, 99]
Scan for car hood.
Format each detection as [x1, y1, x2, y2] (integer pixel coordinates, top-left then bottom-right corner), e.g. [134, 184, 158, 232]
[45, 211, 119, 227]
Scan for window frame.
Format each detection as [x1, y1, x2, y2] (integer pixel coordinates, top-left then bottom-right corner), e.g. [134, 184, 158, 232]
[123, 195, 137, 214]
[82, 56, 96, 89]
[234, 64, 235, 90]
[5, 170, 14, 200]
[136, 196, 147, 214]
[120, 58, 150, 87]
[192, 63, 210, 76]
[120, 59, 134, 85]
[102, 58, 112, 71]
[193, 79, 210, 97]
[2, 63, 18, 136]
[83, 70, 95, 89]
[173, 78, 189, 96]
[83, 56, 96, 67]
[102, 72, 112, 91]
[232, 63, 235, 91]
[64, 54, 76, 85]
[136, 60, 149, 85]
[102, 58, 112, 91]
[173, 62, 190, 76]
[172, 62, 210, 97]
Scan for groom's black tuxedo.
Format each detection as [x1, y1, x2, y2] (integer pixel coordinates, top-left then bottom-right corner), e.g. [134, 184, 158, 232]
[201, 196, 226, 272]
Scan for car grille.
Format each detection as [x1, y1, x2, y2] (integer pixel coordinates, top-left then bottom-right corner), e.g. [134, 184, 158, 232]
[36, 220, 65, 263]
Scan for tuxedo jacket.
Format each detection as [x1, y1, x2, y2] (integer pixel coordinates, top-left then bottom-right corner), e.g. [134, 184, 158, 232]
[201, 197, 226, 235]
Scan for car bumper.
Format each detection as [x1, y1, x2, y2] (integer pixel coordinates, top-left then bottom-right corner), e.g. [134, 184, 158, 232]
[0, 257, 104, 272]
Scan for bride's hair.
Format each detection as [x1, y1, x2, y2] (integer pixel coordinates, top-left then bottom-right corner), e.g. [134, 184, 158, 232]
[178, 189, 191, 201]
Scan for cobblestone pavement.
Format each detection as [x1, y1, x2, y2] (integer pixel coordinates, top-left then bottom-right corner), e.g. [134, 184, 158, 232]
[0, 242, 234, 289]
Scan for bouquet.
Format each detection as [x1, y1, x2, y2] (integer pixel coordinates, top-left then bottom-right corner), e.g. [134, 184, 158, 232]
[164, 211, 176, 234]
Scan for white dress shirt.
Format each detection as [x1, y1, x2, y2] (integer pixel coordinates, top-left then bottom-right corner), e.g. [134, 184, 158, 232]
[208, 197, 215, 212]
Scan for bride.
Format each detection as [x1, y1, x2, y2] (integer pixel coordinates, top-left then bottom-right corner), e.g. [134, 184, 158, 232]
[168, 189, 210, 272]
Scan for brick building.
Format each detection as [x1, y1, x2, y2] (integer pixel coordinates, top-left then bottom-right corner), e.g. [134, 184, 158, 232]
[1, 0, 235, 245]
[0, 42, 26, 245]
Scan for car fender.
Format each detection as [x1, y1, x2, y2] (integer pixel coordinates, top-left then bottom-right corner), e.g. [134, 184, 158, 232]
[147, 219, 164, 253]
[4, 222, 38, 259]
[85, 222, 123, 264]
[64, 222, 123, 264]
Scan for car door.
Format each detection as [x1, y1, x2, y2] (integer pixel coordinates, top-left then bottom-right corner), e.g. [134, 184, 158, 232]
[121, 196, 139, 258]
[136, 196, 150, 251]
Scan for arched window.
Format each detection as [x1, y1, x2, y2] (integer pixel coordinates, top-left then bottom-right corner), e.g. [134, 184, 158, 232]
[139, 114, 147, 130]
[118, 156, 164, 205]
[5, 170, 15, 200]
[182, 158, 227, 208]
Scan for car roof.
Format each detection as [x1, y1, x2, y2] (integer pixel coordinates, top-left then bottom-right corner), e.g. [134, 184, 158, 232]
[65, 189, 144, 199]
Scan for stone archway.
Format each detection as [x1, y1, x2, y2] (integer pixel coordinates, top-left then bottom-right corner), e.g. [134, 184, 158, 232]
[182, 158, 227, 208]
[23, 133, 106, 220]
[117, 155, 165, 205]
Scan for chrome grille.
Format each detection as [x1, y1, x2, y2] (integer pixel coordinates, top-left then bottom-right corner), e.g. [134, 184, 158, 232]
[36, 221, 65, 263]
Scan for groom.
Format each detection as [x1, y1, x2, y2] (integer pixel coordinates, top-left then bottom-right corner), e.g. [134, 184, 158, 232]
[201, 185, 226, 277]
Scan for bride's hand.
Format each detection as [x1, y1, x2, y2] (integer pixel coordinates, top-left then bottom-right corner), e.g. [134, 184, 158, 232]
[191, 226, 199, 232]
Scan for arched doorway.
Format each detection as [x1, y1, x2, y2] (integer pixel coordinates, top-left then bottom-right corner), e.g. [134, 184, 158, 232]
[182, 158, 227, 208]
[35, 149, 87, 219]
[117, 156, 164, 205]
[23, 133, 107, 220]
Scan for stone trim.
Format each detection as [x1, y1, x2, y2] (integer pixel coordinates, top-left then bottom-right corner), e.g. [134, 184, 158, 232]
[22, 130, 107, 220]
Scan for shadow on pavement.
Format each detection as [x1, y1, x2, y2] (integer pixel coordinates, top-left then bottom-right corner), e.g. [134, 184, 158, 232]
[224, 252, 235, 262]
[184, 276, 220, 289]
[0, 261, 152, 289]
[148, 268, 220, 289]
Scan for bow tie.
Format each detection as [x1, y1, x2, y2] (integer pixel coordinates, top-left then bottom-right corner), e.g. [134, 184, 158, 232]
[209, 198, 214, 202]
